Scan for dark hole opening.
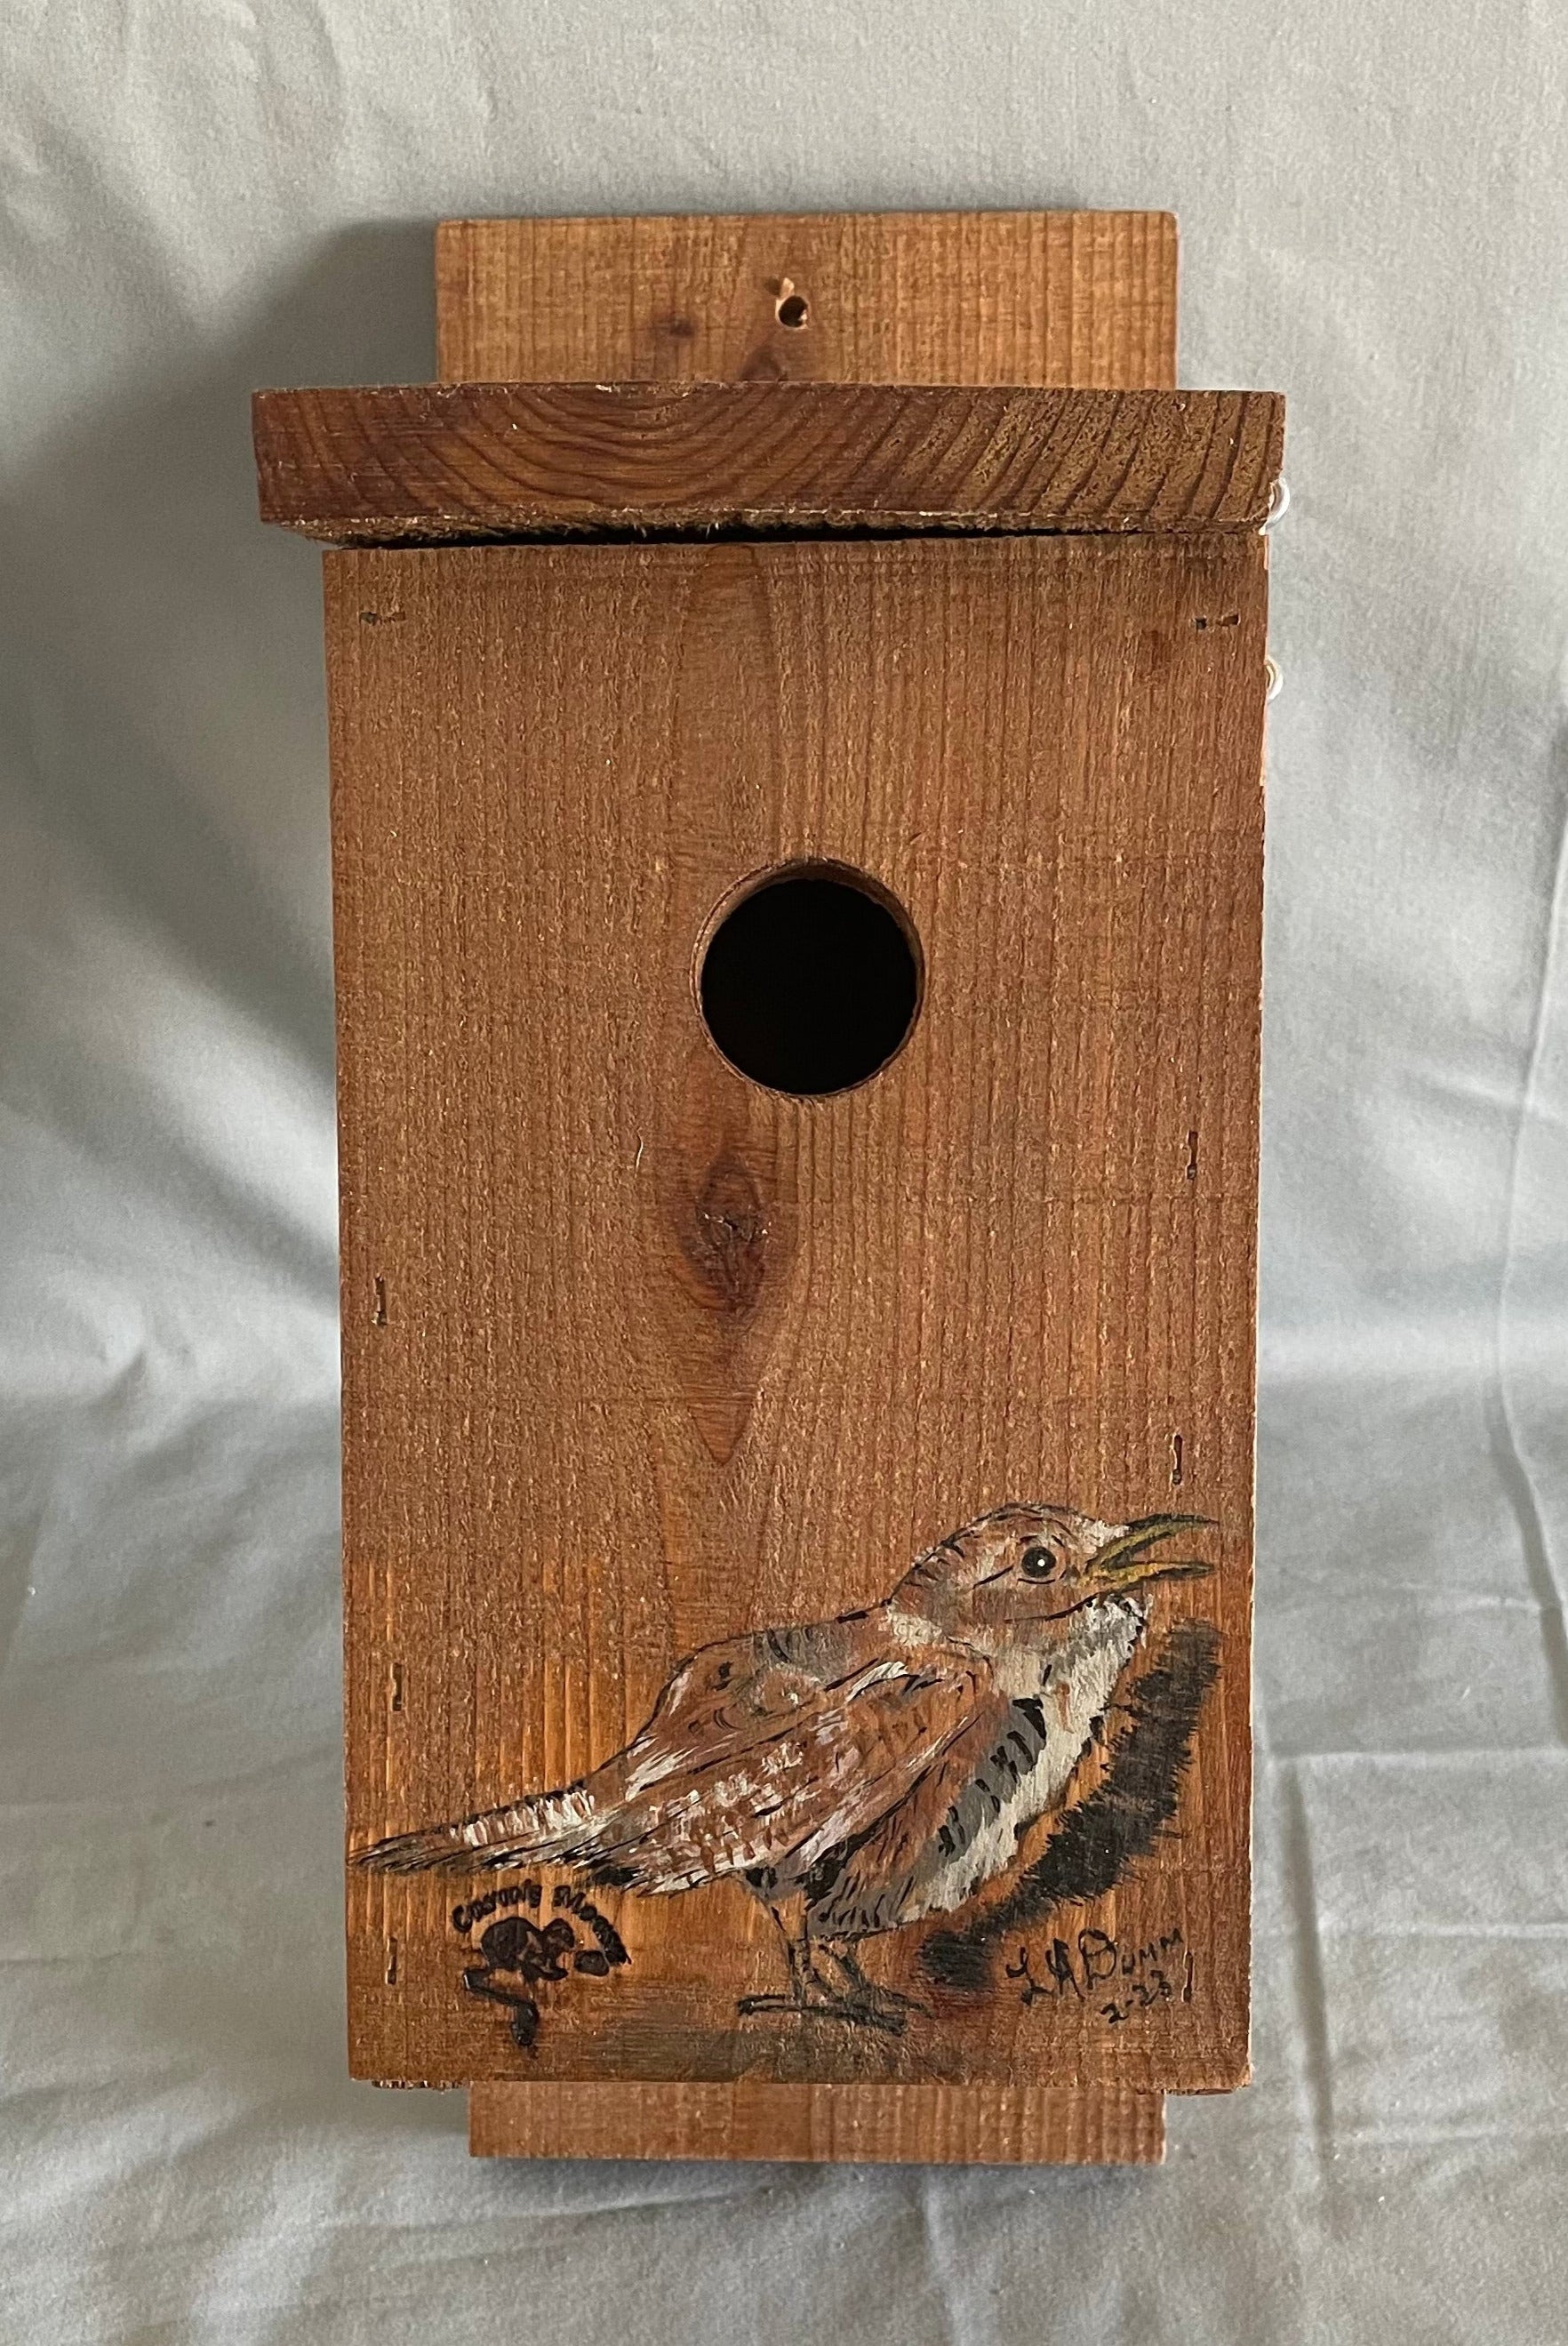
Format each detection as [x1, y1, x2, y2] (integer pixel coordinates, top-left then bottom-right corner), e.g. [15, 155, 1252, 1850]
[699, 866, 921, 1097]
[775, 292, 810, 328]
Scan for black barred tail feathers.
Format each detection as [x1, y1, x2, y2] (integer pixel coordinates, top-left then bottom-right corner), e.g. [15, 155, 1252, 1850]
[354, 1783, 603, 1875]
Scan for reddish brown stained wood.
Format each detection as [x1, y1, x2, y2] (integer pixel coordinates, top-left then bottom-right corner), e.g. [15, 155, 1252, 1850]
[331, 531, 1264, 2094]
[435, 212, 1179, 389]
[468, 2079, 1165, 2166]
[252, 381, 1283, 545]
[284, 210, 1265, 2166]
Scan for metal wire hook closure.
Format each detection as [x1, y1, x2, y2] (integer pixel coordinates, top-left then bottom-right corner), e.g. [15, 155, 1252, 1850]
[1260, 478, 1288, 699]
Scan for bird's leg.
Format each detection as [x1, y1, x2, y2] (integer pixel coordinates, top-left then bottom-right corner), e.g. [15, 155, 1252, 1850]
[822, 1942, 929, 2021]
[738, 1899, 905, 2033]
[738, 1897, 840, 2011]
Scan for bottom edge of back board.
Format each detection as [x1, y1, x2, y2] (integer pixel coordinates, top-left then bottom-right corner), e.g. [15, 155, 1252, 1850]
[465, 2078, 1167, 2166]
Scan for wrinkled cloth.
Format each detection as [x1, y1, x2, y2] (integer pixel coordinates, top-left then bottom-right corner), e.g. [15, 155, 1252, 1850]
[3, 3, 1566, 2340]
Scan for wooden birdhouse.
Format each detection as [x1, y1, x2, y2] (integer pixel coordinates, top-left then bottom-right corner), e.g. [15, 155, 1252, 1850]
[254, 211, 1280, 2167]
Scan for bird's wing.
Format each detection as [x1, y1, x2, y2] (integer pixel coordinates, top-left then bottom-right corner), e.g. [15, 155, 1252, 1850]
[804, 1691, 1067, 1940]
[580, 1633, 992, 1894]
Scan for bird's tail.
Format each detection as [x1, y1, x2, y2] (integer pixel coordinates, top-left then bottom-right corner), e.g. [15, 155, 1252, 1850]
[354, 1783, 604, 1875]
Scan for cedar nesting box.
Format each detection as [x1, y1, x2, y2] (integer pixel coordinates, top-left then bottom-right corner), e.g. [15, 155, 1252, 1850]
[255, 212, 1281, 2168]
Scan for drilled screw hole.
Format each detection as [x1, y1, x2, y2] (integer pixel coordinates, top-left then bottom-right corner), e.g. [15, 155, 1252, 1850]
[776, 292, 810, 329]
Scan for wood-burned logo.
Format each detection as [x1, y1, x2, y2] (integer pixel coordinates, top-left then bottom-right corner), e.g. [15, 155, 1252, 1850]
[452, 1881, 628, 2051]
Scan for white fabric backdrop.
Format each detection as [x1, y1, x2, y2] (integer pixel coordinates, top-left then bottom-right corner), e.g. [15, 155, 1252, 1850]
[4, 4, 1566, 2338]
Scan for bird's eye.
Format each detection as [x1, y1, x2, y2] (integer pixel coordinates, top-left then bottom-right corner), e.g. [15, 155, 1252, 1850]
[1020, 1543, 1057, 1580]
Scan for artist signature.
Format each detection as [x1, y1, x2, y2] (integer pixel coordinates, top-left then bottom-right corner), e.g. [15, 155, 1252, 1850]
[1005, 1926, 1194, 2026]
[452, 1879, 628, 2051]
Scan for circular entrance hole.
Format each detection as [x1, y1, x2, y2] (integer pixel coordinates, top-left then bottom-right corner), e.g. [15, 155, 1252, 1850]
[698, 863, 922, 1098]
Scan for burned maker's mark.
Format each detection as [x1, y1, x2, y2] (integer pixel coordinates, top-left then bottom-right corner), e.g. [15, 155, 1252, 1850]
[454, 1880, 629, 2052]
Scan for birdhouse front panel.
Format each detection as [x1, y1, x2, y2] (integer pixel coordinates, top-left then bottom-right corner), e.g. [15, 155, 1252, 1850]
[327, 527, 1265, 2094]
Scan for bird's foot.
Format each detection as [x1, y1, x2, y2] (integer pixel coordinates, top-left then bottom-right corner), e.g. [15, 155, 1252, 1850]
[825, 1951, 929, 2024]
[854, 1979, 928, 2021]
[736, 1988, 907, 2037]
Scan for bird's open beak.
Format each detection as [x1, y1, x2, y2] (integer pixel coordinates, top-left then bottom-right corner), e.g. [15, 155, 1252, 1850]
[1087, 1513, 1217, 1589]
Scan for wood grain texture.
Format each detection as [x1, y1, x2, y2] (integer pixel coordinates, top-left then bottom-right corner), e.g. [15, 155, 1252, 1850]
[436, 212, 1179, 389]
[420, 212, 1205, 2169]
[429, 210, 1192, 2168]
[331, 532, 1265, 2093]
[252, 382, 1282, 546]
[468, 2079, 1165, 2165]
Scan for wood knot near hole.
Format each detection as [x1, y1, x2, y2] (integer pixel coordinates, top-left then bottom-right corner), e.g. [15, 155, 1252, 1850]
[682, 1156, 770, 1318]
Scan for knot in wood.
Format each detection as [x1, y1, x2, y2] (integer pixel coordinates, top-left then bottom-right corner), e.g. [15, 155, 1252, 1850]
[683, 1155, 770, 1317]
